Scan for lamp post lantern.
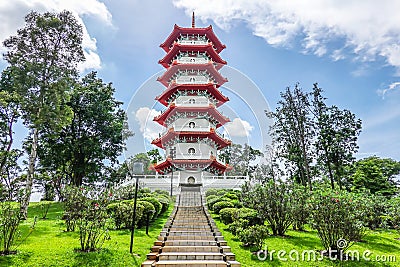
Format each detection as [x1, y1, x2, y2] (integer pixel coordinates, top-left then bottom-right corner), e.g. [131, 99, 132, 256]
[128, 161, 144, 254]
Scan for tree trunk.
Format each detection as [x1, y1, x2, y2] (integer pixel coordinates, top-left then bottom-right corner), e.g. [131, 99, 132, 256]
[20, 128, 38, 219]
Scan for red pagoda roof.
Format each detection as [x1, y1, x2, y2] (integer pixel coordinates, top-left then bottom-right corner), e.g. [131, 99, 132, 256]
[152, 156, 232, 175]
[151, 128, 231, 149]
[157, 63, 228, 88]
[158, 43, 227, 69]
[153, 104, 230, 128]
[155, 83, 229, 107]
[160, 24, 226, 53]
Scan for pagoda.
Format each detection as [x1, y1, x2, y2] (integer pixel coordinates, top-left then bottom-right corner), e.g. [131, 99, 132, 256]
[151, 13, 232, 186]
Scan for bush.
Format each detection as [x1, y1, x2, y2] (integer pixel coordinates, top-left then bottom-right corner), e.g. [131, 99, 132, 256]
[0, 202, 21, 254]
[223, 192, 239, 200]
[107, 201, 144, 229]
[205, 189, 219, 198]
[228, 219, 248, 236]
[154, 195, 170, 214]
[291, 184, 310, 231]
[385, 197, 400, 232]
[140, 197, 162, 217]
[219, 208, 238, 224]
[213, 201, 234, 214]
[154, 189, 169, 197]
[137, 200, 156, 226]
[242, 181, 294, 236]
[237, 225, 269, 250]
[308, 188, 367, 255]
[234, 208, 263, 226]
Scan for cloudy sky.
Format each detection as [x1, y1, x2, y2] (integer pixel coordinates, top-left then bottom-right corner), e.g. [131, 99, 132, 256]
[1, 0, 399, 161]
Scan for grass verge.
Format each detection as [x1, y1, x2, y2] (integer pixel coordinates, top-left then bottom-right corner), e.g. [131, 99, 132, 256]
[0, 201, 173, 267]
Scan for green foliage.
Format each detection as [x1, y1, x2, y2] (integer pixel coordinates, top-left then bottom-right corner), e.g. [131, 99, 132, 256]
[39, 72, 130, 187]
[154, 195, 170, 214]
[243, 181, 294, 236]
[212, 201, 234, 214]
[234, 208, 263, 226]
[0, 202, 21, 254]
[219, 207, 238, 224]
[291, 184, 310, 231]
[139, 197, 162, 217]
[349, 156, 400, 196]
[137, 200, 156, 224]
[237, 225, 269, 250]
[385, 197, 400, 233]
[205, 189, 219, 198]
[106, 201, 144, 230]
[308, 188, 367, 253]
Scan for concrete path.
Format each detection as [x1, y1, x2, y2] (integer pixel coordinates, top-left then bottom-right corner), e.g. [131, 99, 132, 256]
[142, 186, 240, 267]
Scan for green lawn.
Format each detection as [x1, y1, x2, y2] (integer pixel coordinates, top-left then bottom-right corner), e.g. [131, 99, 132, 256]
[212, 213, 400, 267]
[0, 202, 173, 267]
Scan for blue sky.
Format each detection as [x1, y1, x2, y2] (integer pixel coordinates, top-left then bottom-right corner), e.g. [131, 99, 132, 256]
[1, 0, 399, 161]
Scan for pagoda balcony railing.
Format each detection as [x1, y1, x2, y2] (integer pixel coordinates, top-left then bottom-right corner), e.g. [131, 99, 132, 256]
[177, 57, 209, 64]
[175, 99, 210, 106]
[175, 77, 210, 85]
[162, 126, 212, 134]
[177, 39, 208, 45]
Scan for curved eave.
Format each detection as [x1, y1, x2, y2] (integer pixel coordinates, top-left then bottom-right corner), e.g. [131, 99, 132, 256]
[152, 157, 230, 174]
[153, 104, 230, 127]
[158, 43, 227, 68]
[157, 63, 228, 88]
[160, 24, 226, 53]
[151, 129, 231, 150]
[155, 83, 229, 107]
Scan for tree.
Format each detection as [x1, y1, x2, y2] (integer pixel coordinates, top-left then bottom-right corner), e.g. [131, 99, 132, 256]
[267, 84, 314, 190]
[349, 156, 400, 196]
[0, 71, 22, 201]
[219, 143, 263, 177]
[3, 11, 85, 218]
[38, 72, 129, 187]
[311, 84, 362, 189]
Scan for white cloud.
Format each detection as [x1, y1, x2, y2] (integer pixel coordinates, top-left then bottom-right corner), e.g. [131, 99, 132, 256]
[223, 117, 254, 138]
[0, 0, 112, 71]
[173, 0, 400, 73]
[135, 107, 163, 143]
[377, 82, 400, 99]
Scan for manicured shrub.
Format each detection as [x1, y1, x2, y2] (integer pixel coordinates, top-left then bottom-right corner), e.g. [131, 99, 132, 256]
[107, 201, 144, 229]
[140, 197, 162, 217]
[237, 225, 269, 250]
[154, 189, 169, 197]
[213, 201, 234, 214]
[223, 192, 238, 200]
[206, 196, 222, 210]
[205, 189, 219, 198]
[137, 200, 156, 226]
[219, 207, 238, 224]
[154, 195, 170, 214]
[234, 208, 263, 226]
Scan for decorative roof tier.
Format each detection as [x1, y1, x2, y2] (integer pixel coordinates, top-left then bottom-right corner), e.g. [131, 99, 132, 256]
[160, 24, 226, 53]
[152, 156, 232, 175]
[153, 104, 230, 128]
[151, 128, 231, 149]
[158, 43, 227, 69]
[155, 83, 229, 107]
[157, 62, 228, 88]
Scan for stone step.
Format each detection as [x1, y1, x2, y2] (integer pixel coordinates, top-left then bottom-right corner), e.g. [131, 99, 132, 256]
[160, 245, 231, 253]
[158, 252, 224, 261]
[164, 240, 227, 246]
[152, 260, 227, 267]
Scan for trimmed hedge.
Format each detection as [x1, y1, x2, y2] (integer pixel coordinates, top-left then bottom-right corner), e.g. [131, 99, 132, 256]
[219, 207, 238, 224]
[213, 201, 234, 214]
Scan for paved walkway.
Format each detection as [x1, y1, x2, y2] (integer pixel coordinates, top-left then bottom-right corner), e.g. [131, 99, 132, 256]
[142, 187, 241, 267]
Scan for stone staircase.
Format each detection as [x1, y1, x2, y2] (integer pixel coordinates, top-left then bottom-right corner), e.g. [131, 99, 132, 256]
[142, 186, 240, 267]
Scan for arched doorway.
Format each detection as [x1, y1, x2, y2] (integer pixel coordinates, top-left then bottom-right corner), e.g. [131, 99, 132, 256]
[187, 176, 195, 184]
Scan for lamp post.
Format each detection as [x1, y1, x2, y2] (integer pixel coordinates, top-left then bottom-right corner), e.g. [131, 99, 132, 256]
[128, 161, 144, 254]
[169, 147, 176, 197]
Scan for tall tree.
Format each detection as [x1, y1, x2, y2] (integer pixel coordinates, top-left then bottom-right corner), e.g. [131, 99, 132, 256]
[38, 72, 129, 187]
[3, 11, 84, 218]
[218, 143, 263, 177]
[349, 156, 400, 196]
[267, 84, 314, 190]
[311, 84, 362, 189]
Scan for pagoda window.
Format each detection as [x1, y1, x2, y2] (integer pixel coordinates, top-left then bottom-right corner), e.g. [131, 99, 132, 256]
[188, 99, 195, 104]
[188, 121, 195, 128]
[188, 148, 196, 155]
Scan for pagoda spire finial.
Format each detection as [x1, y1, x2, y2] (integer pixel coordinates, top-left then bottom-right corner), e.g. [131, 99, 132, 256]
[191, 11, 195, 28]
